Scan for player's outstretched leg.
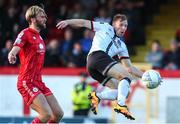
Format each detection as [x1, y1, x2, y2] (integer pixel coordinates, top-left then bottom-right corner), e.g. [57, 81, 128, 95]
[114, 103, 135, 120]
[88, 92, 100, 115]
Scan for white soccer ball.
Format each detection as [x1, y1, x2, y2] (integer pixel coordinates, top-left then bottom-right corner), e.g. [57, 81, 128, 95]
[141, 70, 162, 89]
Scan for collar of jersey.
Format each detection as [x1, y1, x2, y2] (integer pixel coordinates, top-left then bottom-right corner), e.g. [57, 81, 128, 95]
[28, 28, 39, 34]
[113, 28, 120, 38]
[113, 28, 125, 42]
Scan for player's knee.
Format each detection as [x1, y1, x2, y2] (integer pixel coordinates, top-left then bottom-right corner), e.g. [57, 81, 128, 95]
[116, 75, 128, 81]
[56, 111, 64, 121]
[117, 73, 132, 81]
[126, 67, 133, 74]
[59, 111, 64, 119]
[52, 111, 64, 122]
[44, 114, 51, 121]
[40, 111, 51, 122]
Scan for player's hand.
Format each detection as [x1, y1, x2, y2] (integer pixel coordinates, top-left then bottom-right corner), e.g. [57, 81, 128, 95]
[8, 53, 16, 64]
[56, 20, 68, 29]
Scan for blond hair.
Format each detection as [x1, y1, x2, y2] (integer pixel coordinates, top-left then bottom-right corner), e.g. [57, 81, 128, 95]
[112, 14, 127, 23]
[25, 5, 46, 23]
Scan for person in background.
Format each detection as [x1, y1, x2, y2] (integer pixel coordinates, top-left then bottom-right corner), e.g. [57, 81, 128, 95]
[79, 29, 93, 56]
[71, 72, 93, 116]
[145, 40, 164, 69]
[175, 28, 180, 43]
[59, 28, 74, 66]
[0, 39, 14, 66]
[66, 42, 86, 67]
[163, 40, 180, 70]
[45, 39, 61, 67]
[94, 7, 111, 23]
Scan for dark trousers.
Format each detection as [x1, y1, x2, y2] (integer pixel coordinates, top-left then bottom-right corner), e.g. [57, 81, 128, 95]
[73, 109, 90, 116]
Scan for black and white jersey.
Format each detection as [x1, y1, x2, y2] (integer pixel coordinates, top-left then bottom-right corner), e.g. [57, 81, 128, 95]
[89, 21, 129, 59]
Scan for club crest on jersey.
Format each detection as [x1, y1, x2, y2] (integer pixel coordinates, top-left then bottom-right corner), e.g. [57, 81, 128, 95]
[33, 87, 39, 92]
[33, 36, 36, 40]
[39, 43, 44, 49]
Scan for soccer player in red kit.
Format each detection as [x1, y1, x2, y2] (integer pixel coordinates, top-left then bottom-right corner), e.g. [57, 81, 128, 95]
[8, 5, 64, 123]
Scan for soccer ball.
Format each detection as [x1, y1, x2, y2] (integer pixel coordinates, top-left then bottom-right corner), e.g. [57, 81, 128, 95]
[141, 70, 162, 89]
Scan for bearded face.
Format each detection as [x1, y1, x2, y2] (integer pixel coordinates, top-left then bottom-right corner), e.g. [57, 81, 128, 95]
[34, 12, 47, 30]
[113, 19, 128, 37]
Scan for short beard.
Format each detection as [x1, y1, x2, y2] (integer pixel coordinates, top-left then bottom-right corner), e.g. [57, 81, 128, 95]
[37, 23, 46, 30]
[35, 19, 46, 30]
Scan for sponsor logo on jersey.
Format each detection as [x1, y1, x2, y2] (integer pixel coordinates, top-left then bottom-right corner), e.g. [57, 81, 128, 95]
[22, 80, 35, 97]
[22, 80, 26, 83]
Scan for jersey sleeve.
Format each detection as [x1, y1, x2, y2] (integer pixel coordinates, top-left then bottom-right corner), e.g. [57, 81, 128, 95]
[13, 31, 27, 48]
[91, 21, 108, 32]
[118, 43, 130, 59]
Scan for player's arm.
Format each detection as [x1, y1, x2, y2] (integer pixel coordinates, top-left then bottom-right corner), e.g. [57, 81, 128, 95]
[120, 58, 143, 78]
[56, 19, 92, 30]
[8, 46, 20, 64]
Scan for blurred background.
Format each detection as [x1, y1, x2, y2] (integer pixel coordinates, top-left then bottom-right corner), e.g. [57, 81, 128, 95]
[0, 0, 180, 123]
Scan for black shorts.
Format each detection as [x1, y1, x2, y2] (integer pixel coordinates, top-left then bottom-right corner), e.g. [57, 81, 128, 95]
[87, 51, 118, 85]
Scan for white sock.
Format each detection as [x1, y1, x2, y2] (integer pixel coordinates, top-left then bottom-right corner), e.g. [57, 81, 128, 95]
[117, 78, 130, 106]
[96, 88, 118, 100]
